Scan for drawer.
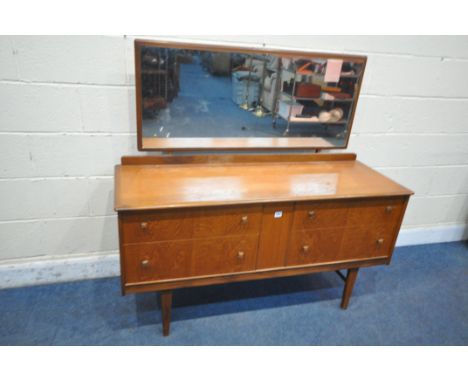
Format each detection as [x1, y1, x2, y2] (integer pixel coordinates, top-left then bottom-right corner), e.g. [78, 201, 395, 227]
[120, 205, 262, 244]
[123, 240, 193, 283]
[286, 223, 397, 266]
[120, 210, 194, 244]
[347, 199, 404, 227]
[292, 201, 349, 230]
[193, 205, 262, 238]
[339, 225, 395, 260]
[286, 228, 344, 266]
[123, 235, 259, 284]
[192, 235, 258, 276]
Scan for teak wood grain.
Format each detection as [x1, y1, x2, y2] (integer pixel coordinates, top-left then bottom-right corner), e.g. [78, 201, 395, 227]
[292, 201, 349, 230]
[121, 209, 194, 243]
[341, 268, 359, 309]
[287, 227, 345, 266]
[256, 203, 294, 269]
[115, 156, 412, 212]
[124, 257, 390, 294]
[115, 153, 413, 335]
[193, 205, 262, 238]
[121, 153, 357, 165]
[124, 240, 193, 283]
[191, 235, 259, 276]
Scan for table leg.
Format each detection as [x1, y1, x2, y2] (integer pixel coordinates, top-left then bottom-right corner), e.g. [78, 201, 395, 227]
[340, 268, 359, 309]
[160, 291, 173, 336]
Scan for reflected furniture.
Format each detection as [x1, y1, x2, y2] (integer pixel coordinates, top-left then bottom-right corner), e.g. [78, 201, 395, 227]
[135, 40, 366, 151]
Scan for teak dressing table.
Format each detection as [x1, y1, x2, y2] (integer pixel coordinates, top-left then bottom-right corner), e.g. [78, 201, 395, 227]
[115, 40, 413, 336]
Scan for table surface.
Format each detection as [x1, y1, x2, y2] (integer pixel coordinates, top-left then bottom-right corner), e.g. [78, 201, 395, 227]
[114, 159, 413, 211]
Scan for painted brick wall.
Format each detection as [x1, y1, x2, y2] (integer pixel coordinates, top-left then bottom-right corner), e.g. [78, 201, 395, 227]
[0, 35, 467, 263]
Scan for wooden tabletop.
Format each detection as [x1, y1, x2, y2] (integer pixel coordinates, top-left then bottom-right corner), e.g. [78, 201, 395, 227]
[115, 156, 412, 211]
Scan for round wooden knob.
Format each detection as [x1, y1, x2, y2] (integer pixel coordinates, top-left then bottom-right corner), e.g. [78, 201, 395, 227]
[241, 216, 248, 224]
[308, 211, 316, 219]
[302, 245, 310, 253]
[385, 206, 394, 213]
[237, 251, 245, 259]
[140, 222, 148, 230]
[376, 238, 384, 245]
[141, 259, 150, 268]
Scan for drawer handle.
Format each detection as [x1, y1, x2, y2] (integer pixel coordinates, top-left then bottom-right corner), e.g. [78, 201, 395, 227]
[140, 222, 148, 230]
[237, 251, 245, 260]
[376, 238, 384, 245]
[308, 211, 316, 219]
[386, 206, 394, 213]
[240, 216, 248, 224]
[302, 245, 310, 253]
[141, 259, 150, 268]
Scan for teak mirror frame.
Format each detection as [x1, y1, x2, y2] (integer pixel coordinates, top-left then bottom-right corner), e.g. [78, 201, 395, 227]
[134, 39, 367, 152]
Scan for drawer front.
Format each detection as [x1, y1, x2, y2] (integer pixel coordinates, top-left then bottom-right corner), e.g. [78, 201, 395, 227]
[192, 235, 258, 276]
[286, 228, 344, 266]
[121, 210, 194, 244]
[292, 198, 404, 231]
[123, 235, 259, 284]
[120, 205, 262, 244]
[347, 199, 404, 227]
[286, 224, 395, 266]
[124, 240, 193, 283]
[292, 201, 349, 230]
[193, 205, 262, 238]
[339, 225, 395, 260]
[120, 198, 406, 285]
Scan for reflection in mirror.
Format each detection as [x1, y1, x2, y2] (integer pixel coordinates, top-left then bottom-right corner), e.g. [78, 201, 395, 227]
[138, 42, 365, 149]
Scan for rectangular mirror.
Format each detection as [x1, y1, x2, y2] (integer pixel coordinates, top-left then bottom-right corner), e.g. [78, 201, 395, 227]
[135, 40, 366, 151]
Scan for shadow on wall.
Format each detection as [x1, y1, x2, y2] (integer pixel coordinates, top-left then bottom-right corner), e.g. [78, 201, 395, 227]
[98, 182, 118, 256]
[54, 180, 117, 265]
[50, 199, 91, 260]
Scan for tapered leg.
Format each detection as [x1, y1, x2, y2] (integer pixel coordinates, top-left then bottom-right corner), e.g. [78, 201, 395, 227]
[160, 291, 173, 336]
[340, 268, 359, 309]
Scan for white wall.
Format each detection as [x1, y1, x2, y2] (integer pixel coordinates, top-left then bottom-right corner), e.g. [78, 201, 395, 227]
[1, 36, 467, 282]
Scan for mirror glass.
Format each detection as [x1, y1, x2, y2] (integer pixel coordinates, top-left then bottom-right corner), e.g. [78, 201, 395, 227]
[137, 42, 365, 150]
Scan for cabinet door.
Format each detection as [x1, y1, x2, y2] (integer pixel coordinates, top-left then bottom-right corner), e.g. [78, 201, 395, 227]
[192, 235, 258, 276]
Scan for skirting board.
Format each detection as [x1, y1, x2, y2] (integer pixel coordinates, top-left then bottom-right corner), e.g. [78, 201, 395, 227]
[0, 253, 120, 290]
[395, 223, 468, 247]
[1, 224, 467, 290]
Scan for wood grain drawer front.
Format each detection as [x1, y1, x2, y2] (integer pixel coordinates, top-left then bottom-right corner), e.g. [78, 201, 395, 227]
[192, 235, 258, 277]
[121, 210, 194, 244]
[340, 225, 395, 260]
[347, 199, 404, 227]
[292, 201, 349, 230]
[286, 224, 395, 267]
[193, 205, 262, 238]
[124, 240, 193, 283]
[286, 228, 344, 266]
